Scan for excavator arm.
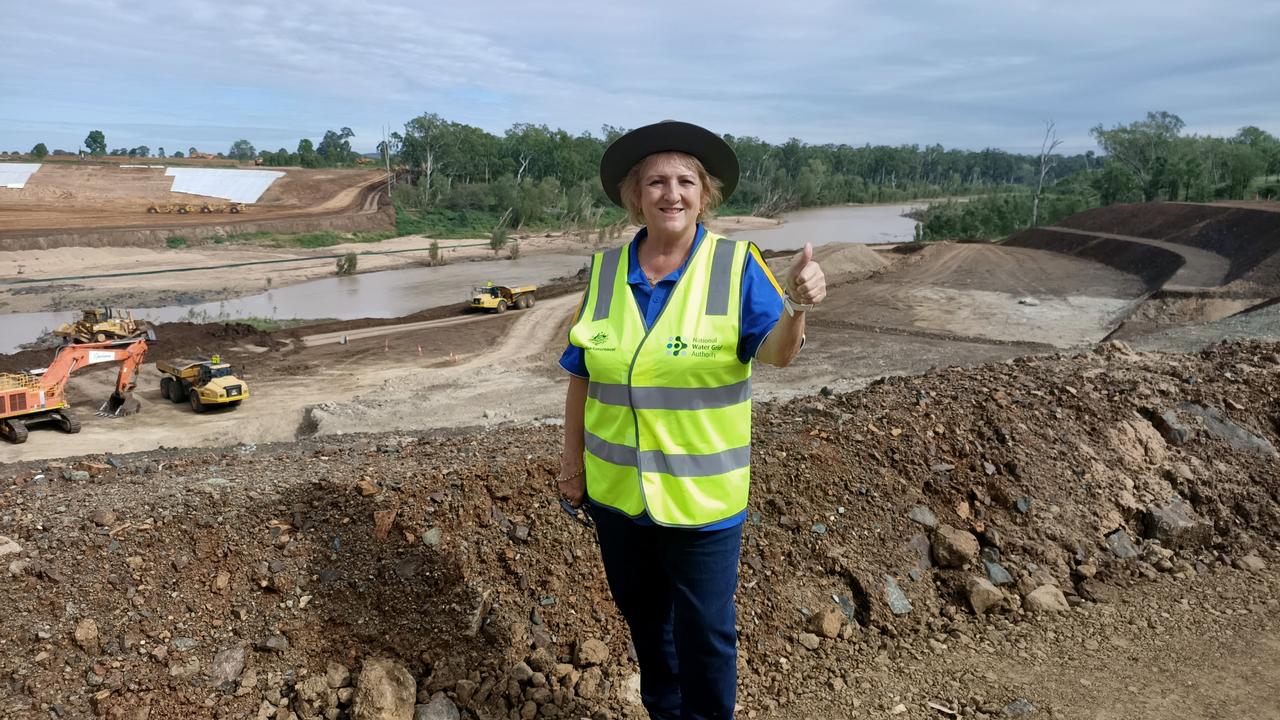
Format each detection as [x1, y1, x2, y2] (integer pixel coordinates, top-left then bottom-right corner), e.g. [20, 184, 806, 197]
[101, 340, 148, 416]
[37, 338, 150, 417]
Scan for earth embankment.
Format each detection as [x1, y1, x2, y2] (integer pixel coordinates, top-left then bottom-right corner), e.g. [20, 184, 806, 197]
[1050, 202, 1280, 289]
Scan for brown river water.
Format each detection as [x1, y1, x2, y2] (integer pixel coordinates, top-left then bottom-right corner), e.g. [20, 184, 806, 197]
[0, 204, 923, 353]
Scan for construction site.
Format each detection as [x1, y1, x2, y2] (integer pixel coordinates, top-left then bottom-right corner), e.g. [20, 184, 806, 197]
[0, 162, 392, 251]
[1, 181, 1279, 720]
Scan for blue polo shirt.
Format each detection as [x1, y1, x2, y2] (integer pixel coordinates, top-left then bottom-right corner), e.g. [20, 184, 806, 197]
[560, 224, 787, 530]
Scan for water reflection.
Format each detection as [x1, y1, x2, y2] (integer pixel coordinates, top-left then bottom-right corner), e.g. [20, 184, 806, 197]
[734, 203, 923, 251]
[0, 252, 590, 354]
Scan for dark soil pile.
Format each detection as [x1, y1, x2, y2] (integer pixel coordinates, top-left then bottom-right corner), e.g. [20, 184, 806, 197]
[1002, 229, 1183, 290]
[1055, 203, 1280, 285]
[1, 342, 1278, 719]
[0, 323, 280, 375]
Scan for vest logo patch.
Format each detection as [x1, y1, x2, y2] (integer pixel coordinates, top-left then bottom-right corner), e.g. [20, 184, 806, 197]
[666, 335, 724, 358]
[589, 331, 609, 346]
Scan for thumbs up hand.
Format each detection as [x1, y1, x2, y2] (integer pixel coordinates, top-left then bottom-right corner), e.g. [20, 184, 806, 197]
[784, 242, 826, 307]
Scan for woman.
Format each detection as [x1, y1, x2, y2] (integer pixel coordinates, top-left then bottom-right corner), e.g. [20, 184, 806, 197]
[558, 120, 825, 720]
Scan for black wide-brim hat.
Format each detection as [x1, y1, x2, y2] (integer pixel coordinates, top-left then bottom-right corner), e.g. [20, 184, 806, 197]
[599, 120, 739, 207]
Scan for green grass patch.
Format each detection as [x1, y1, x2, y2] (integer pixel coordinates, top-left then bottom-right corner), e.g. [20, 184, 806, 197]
[219, 229, 395, 248]
[229, 317, 334, 332]
[393, 201, 620, 240]
[417, 208, 510, 239]
[165, 235, 189, 248]
[223, 231, 275, 243]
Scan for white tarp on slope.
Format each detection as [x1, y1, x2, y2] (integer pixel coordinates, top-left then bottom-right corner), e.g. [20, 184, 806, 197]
[165, 167, 285, 203]
[0, 163, 41, 189]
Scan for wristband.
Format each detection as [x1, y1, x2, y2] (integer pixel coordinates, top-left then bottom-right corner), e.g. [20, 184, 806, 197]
[784, 294, 813, 317]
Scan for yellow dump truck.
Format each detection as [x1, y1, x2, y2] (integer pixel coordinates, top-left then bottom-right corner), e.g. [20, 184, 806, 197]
[156, 355, 248, 413]
[470, 284, 537, 313]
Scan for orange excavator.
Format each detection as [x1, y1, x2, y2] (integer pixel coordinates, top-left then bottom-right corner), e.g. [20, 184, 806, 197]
[0, 338, 148, 444]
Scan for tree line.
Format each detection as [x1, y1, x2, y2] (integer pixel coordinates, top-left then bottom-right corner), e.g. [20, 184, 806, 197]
[913, 112, 1279, 242]
[8, 111, 1276, 241]
[15, 128, 364, 166]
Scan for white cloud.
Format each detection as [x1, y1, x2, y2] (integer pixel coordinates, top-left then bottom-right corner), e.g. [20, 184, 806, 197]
[0, 0, 1276, 154]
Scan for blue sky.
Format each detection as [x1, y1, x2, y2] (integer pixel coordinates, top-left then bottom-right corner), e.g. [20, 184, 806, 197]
[2, 0, 1276, 156]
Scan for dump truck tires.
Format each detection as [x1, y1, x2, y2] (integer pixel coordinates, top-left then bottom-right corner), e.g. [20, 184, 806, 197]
[496, 300, 508, 313]
[189, 391, 206, 414]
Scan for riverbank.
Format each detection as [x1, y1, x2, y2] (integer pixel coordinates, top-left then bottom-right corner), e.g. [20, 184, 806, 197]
[0, 216, 780, 317]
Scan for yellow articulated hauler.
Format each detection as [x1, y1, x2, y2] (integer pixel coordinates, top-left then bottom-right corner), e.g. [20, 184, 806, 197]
[156, 354, 248, 413]
[470, 284, 537, 313]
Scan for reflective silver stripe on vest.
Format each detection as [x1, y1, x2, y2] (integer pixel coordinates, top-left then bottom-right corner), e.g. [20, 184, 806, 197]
[592, 247, 623, 321]
[705, 238, 739, 316]
[586, 431, 751, 477]
[588, 378, 751, 410]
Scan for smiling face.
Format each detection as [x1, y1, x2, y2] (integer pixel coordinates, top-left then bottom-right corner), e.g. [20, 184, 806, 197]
[630, 152, 704, 237]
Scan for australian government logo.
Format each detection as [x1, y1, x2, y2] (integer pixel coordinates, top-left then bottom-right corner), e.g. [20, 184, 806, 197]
[665, 335, 723, 358]
[585, 330, 616, 352]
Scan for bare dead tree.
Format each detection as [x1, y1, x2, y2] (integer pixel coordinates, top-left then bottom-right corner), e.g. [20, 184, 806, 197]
[1032, 120, 1063, 227]
[382, 124, 394, 200]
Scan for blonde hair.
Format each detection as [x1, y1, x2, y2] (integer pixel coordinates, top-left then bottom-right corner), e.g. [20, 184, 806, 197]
[618, 152, 724, 226]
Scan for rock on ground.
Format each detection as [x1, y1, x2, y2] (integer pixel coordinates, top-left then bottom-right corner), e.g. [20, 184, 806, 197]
[575, 638, 609, 666]
[931, 524, 980, 568]
[1235, 555, 1267, 572]
[0, 536, 22, 558]
[415, 696, 460, 720]
[812, 607, 843, 638]
[1143, 497, 1212, 549]
[1024, 585, 1070, 613]
[967, 577, 1004, 614]
[73, 619, 100, 655]
[207, 645, 246, 686]
[353, 658, 416, 720]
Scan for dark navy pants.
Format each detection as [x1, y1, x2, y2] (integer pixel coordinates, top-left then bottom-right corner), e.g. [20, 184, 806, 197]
[588, 505, 742, 720]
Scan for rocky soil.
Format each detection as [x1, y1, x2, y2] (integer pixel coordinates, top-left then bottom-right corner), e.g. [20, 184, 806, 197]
[2, 341, 1278, 720]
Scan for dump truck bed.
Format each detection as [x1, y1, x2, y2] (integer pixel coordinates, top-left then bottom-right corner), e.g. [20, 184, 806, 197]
[156, 359, 204, 375]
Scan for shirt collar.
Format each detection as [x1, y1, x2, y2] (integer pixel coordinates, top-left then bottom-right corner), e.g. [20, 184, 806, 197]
[627, 224, 705, 286]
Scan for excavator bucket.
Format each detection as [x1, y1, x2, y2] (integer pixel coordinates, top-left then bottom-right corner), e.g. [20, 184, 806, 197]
[99, 391, 142, 417]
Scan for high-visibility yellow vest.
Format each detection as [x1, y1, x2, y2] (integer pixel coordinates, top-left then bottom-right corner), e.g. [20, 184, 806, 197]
[569, 232, 753, 527]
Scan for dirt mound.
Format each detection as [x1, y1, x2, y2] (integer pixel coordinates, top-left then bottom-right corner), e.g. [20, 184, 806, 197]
[815, 242, 1148, 348]
[1, 342, 1277, 719]
[1109, 295, 1264, 340]
[764, 243, 890, 286]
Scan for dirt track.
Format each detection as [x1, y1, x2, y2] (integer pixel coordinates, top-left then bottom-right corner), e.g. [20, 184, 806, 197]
[1043, 225, 1231, 290]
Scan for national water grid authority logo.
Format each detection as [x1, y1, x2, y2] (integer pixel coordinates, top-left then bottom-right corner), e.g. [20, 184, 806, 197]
[666, 336, 687, 357]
